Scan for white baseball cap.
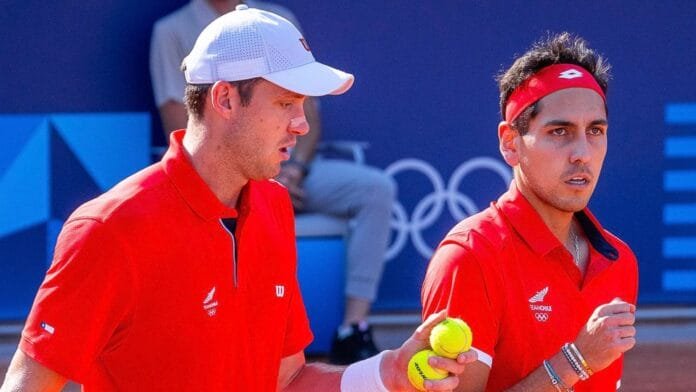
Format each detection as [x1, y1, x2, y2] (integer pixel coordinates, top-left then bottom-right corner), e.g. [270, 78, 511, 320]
[183, 4, 354, 96]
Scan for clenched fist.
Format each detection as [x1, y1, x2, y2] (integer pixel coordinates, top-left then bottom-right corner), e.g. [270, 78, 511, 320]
[574, 298, 636, 372]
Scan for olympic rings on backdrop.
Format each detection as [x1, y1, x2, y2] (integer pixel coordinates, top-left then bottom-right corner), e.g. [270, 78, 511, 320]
[385, 157, 511, 261]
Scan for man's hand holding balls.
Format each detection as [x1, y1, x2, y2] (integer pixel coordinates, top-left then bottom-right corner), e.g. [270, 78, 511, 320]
[381, 310, 476, 391]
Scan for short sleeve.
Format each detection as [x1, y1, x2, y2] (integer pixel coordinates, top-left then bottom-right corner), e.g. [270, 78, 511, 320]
[421, 240, 501, 366]
[20, 218, 136, 382]
[629, 249, 639, 305]
[274, 184, 313, 356]
[150, 21, 187, 107]
[281, 276, 314, 357]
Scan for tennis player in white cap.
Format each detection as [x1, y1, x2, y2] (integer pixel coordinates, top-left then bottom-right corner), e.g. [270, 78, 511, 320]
[1, 5, 475, 392]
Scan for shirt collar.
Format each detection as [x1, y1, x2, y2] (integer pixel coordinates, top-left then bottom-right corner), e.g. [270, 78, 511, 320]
[496, 181, 618, 260]
[162, 130, 239, 221]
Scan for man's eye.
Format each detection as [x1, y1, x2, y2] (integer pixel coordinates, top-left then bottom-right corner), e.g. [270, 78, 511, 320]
[551, 128, 567, 136]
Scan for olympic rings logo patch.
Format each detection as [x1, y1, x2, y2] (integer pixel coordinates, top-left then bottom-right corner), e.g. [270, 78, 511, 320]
[385, 157, 511, 260]
[535, 313, 550, 322]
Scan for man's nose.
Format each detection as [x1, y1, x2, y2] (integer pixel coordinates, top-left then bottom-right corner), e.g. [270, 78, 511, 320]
[288, 115, 309, 136]
[570, 134, 591, 164]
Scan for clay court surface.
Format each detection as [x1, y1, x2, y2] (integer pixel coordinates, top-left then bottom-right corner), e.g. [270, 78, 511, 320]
[621, 342, 696, 391]
[1, 320, 695, 391]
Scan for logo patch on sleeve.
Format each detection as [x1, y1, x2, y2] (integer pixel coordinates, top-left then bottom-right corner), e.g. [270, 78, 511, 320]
[40, 321, 55, 334]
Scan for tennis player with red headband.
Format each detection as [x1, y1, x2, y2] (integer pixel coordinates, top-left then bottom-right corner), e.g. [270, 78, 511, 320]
[421, 32, 638, 391]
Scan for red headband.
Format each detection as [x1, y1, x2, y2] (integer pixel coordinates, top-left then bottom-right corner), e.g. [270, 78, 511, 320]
[504, 63, 605, 122]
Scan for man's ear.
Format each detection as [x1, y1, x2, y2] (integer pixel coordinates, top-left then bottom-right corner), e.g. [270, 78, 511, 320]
[208, 81, 241, 119]
[498, 121, 519, 166]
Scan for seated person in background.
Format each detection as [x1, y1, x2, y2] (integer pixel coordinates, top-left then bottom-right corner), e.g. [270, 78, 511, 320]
[421, 32, 638, 391]
[150, 0, 396, 365]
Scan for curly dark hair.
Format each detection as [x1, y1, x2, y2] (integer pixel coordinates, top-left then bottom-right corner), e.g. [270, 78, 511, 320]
[496, 32, 611, 134]
[183, 78, 262, 120]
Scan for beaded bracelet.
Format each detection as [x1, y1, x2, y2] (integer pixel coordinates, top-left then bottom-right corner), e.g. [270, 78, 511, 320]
[569, 343, 594, 376]
[562, 343, 589, 381]
[543, 360, 574, 392]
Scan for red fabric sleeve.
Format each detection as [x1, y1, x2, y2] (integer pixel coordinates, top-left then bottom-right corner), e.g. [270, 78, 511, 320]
[421, 239, 502, 362]
[631, 251, 639, 305]
[281, 276, 314, 357]
[275, 187, 313, 357]
[20, 218, 136, 383]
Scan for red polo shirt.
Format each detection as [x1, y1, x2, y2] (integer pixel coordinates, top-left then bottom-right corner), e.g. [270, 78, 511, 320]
[20, 130, 313, 391]
[422, 182, 638, 392]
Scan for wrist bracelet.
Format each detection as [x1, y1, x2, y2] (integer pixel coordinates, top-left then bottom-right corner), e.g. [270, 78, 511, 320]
[543, 360, 574, 392]
[340, 351, 389, 392]
[569, 343, 594, 376]
[562, 344, 589, 381]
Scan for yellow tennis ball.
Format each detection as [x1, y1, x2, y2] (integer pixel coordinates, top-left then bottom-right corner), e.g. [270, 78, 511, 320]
[407, 349, 448, 391]
[429, 317, 473, 359]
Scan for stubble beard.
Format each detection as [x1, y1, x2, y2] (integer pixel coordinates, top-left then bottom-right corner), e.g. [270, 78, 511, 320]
[518, 167, 594, 215]
[540, 188, 589, 213]
[222, 114, 278, 181]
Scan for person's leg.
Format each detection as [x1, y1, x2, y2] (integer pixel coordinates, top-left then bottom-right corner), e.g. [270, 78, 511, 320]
[301, 158, 396, 363]
[343, 297, 371, 326]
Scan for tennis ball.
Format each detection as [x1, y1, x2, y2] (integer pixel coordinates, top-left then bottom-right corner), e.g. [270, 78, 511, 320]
[407, 349, 448, 391]
[429, 317, 473, 359]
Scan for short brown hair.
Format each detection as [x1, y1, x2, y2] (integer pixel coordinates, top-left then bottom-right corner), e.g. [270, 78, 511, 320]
[496, 32, 611, 134]
[183, 78, 263, 120]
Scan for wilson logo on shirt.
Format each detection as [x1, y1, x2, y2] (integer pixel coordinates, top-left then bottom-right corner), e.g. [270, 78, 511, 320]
[528, 286, 552, 322]
[203, 286, 218, 317]
[275, 285, 285, 298]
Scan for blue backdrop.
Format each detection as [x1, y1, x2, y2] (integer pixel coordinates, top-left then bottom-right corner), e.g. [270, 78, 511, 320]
[1, 1, 695, 314]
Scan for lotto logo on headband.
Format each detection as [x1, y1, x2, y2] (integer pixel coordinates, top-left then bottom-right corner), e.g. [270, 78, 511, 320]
[559, 69, 583, 79]
[504, 63, 606, 122]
